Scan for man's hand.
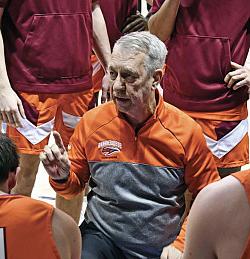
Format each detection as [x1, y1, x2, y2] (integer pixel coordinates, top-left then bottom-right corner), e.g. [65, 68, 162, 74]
[122, 11, 148, 34]
[160, 245, 183, 259]
[0, 88, 25, 128]
[40, 131, 70, 181]
[101, 72, 111, 103]
[224, 61, 250, 91]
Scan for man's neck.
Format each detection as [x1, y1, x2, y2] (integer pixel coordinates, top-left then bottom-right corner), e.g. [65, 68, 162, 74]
[124, 95, 156, 129]
[124, 111, 152, 130]
[0, 184, 9, 195]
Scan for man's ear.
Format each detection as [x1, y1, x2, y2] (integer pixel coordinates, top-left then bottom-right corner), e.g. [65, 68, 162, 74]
[152, 68, 164, 86]
[7, 167, 20, 192]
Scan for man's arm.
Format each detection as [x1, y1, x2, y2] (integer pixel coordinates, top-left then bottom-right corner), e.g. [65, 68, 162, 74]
[92, 1, 111, 103]
[52, 208, 81, 259]
[92, 1, 110, 72]
[148, 0, 180, 42]
[40, 126, 90, 199]
[146, 0, 153, 6]
[0, 8, 26, 128]
[183, 176, 250, 259]
[40, 131, 88, 199]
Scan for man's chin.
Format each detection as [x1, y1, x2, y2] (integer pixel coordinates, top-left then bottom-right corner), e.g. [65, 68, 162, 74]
[115, 100, 131, 113]
[114, 98, 130, 107]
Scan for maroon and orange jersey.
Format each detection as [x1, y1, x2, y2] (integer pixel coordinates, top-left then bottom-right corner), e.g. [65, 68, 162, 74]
[0, 0, 93, 94]
[152, 0, 250, 112]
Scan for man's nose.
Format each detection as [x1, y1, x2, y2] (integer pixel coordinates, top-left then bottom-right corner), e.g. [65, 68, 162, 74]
[113, 75, 125, 90]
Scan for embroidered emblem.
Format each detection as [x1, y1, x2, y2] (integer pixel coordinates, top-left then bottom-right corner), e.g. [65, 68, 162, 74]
[98, 140, 122, 157]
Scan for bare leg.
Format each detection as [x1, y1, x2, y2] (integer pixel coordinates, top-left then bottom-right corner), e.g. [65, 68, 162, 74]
[11, 154, 40, 196]
[56, 192, 84, 224]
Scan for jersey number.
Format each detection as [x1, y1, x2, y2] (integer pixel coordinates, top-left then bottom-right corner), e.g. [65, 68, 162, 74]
[0, 228, 6, 259]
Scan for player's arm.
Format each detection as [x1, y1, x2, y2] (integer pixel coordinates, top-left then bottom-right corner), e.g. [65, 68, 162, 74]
[52, 208, 81, 259]
[146, 0, 153, 6]
[91, 0, 110, 72]
[182, 183, 220, 259]
[0, 7, 26, 128]
[148, 0, 180, 42]
[91, 0, 111, 103]
[184, 175, 250, 259]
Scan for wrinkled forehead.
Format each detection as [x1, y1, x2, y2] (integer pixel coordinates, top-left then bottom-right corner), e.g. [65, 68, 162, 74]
[110, 46, 146, 70]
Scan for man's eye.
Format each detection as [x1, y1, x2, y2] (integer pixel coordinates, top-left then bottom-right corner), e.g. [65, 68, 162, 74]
[125, 75, 136, 83]
[109, 71, 117, 80]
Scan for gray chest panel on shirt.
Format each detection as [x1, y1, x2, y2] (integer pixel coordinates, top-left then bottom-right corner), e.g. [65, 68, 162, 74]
[85, 161, 186, 258]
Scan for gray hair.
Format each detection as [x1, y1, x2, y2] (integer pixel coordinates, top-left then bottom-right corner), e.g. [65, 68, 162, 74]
[113, 31, 167, 76]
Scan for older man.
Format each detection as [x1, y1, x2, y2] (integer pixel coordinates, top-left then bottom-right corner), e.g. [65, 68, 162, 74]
[92, 0, 148, 104]
[41, 31, 219, 259]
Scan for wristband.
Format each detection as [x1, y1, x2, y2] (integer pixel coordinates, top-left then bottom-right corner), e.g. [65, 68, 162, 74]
[52, 175, 69, 184]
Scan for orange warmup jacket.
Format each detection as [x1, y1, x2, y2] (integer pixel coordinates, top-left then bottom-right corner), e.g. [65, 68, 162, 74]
[51, 93, 219, 258]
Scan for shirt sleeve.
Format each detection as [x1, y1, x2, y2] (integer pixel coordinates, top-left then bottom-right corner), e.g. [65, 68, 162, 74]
[184, 124, 220, 198]
[171, 124, 220, 252]
[50, 117, 90, 200]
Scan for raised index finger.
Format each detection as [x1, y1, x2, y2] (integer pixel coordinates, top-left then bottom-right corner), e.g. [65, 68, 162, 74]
[53, 131, 66, 153]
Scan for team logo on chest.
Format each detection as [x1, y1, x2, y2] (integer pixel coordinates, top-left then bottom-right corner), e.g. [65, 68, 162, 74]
[98, 140, 122, 157]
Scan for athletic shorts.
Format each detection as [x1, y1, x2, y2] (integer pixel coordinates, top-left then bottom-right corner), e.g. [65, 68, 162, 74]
[184, 103, 249, 168]
[6, 89, 94, 155]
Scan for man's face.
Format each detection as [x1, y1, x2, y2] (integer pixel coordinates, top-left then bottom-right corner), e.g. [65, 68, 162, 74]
[109, 47, 153, 118]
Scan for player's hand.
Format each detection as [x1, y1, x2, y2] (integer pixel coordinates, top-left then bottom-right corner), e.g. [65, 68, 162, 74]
[101, 72, 111, 103]
[224, 61, 250, 91]
[40, 131, 70, 181]
[0, 87, 25, 128]
[160, 245, 183, 259]
[122, 11, 148, 34]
